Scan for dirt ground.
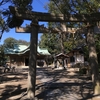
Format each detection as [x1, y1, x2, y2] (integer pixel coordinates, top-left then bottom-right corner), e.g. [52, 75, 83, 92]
[0, 66, 94, 100]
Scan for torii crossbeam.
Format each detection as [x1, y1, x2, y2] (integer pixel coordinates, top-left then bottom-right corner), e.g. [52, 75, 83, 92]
[15, 25, 80, 34]
[9, 6, 100, 99]
[9, 6, 100, 22]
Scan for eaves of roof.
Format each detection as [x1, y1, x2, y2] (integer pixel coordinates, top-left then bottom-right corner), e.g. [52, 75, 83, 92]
[5, 45, 51, 55]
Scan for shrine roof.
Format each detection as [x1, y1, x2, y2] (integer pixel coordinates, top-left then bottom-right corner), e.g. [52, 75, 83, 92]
[55, 53, 69, 58]
[5, 44, 50, 55]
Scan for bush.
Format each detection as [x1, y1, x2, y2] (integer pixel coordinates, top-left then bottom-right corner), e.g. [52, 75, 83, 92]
[73, 63, 81, 68]
[79, 67, 87, 74]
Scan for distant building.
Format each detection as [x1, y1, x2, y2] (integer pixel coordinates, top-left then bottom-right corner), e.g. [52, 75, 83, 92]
[5, 44, 50, 66]
[54, 47, 84, 68]
[67, 47, 84, 67]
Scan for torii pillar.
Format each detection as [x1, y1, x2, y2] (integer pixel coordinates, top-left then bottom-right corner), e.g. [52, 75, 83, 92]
[27, 20, 38, 99]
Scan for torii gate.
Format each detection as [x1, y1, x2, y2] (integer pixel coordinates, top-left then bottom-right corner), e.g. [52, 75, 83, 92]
[9, 6, 100, 99]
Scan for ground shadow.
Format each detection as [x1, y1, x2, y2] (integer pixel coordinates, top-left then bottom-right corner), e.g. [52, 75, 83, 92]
[36, 67, 93, 100]
[0, 84, 27, 100]
[0, 67, 94, 100]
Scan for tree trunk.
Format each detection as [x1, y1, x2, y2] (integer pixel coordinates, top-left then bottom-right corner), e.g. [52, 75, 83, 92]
[61, 22, 66, 53]
[86, 27, 100, 96]
[27, 21, 38, 99]
[61, 22, 66, 69]
[60, 32, 64, 53]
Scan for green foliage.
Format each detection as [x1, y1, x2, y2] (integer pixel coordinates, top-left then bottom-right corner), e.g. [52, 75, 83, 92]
[40, 0, 86, 54]
[3, 37, 18, 49]
[0, 45, 6, 65]
[64, 41, 74, 52]
[82, 46, 89, 61]
[7, 0, 33, 28]
[49, 0, 100, 14]
[79, 68, 87, 75]
[39, 33, 61, 54]
[0, 12, 9, 39]
[40, 0, 100, 56]
[3, 37, 30, 49]
[0, 0, 33, 39]
[17, 39, 30, 46]
[11, 0, 33, 11]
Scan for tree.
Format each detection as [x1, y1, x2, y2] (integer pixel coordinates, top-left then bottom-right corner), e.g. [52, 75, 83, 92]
[3, 37, 18, 48]
[39, 33, 61, 54]
[0, 0, 33, 40]
[41, 1, 86, 54]
[1, 37, 30, 65]
[3, 37, 30, 49]
[44, 0, 100, 96]
[0, 0, 10, 40]
[0, 45, 6, 65]
[1, 1, 33, 97]
[17, 39, 30, 46]
[1, 0, 100, 98]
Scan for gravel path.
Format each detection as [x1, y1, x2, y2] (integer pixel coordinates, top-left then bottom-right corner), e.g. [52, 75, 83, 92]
[35, 67, 93, 100]
[0, 67, 93, 100]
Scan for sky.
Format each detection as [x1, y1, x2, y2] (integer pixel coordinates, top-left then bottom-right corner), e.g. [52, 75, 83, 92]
[0, 0, 49, 44]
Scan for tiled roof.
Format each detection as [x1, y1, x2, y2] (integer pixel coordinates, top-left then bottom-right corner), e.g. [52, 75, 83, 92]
[37, 47, 50, 55]
[5, 45, 50, 55]
[55, 53, 69, 58]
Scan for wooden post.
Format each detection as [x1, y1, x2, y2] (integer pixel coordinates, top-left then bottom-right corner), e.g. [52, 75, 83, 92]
[27, 20, 38, 99]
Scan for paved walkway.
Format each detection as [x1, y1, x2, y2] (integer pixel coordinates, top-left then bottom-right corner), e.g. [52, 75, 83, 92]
[0, 67, 93, 100]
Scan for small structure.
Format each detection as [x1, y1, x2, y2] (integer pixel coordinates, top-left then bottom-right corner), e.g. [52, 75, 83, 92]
[55, 53, 69, 69]
[67, 47, 84, 67]
[54, 48, 84, 68]
[5, 44, 50, 67]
